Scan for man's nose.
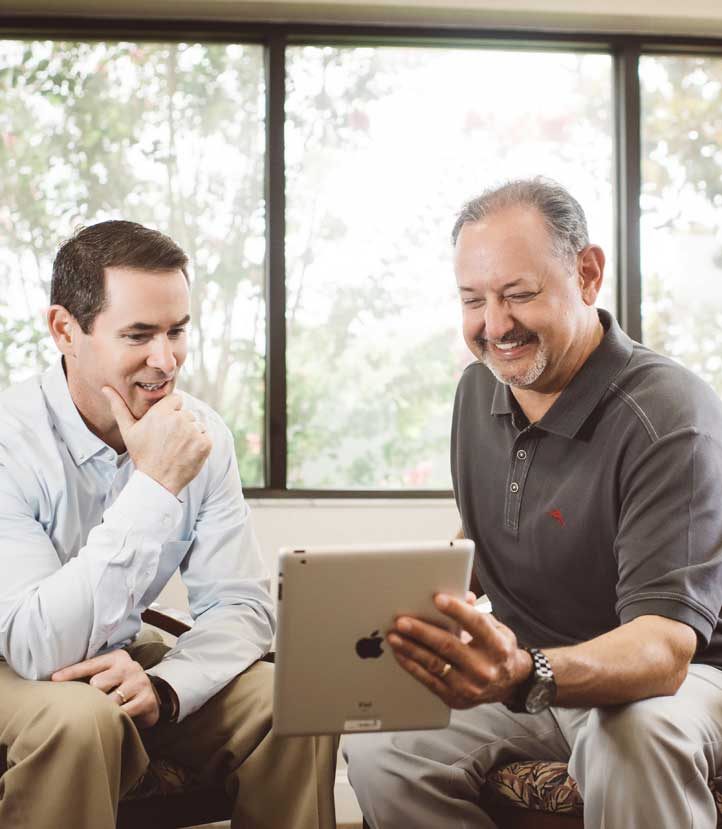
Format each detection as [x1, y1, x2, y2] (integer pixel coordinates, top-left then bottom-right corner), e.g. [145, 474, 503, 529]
[147, 336, 177, 374]
[483, 299, 515, 342]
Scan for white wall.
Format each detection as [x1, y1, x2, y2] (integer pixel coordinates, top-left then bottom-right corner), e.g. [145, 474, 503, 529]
[158, 497, 460, 610]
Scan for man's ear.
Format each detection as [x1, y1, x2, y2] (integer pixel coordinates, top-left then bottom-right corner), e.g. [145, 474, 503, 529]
[577, 244, 605, 306]
[47, 305, 79, 358]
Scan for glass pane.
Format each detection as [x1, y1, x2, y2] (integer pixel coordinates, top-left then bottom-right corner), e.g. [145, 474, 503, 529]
[640, 55, 722, 393]
[0, 40, 266, 486]
[286, 45, 614, 489]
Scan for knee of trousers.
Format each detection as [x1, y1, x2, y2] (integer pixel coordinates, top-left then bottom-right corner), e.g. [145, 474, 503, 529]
[9, 681, 136, 764]
[569, 697, 701, 785]
[222, 660, 274, 732]
[344, 732, 427, 815]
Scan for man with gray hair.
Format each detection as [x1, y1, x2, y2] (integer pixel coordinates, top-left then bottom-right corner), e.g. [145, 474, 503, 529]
[345, 178, 722, 828]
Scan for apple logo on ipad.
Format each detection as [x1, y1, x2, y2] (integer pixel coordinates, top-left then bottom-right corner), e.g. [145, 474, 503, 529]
[355, 630, 384, 659]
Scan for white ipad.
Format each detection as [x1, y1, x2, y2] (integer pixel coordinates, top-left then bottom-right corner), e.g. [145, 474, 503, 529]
[272, 539, 474, 736]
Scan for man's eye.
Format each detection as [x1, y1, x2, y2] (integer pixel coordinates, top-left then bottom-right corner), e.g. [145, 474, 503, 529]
[506, 292, 537, 302]
[462, 298, 484, 308]
[168, 328, 186, 339]
[126, 333, 151, 343]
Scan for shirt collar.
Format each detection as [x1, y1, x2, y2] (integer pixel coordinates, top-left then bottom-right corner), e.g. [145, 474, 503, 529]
[489, 309, 634, 439]
[491, 381, 514, 417]
[41, 358, 113, 466]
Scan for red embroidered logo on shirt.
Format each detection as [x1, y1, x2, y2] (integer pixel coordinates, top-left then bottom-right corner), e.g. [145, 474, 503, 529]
[549, 509, 565, 527]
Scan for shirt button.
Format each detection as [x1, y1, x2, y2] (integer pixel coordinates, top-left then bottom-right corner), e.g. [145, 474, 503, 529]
[162, 515, 171, 527]
[510, 482, 519, 493]
[516, 449, 527, 460]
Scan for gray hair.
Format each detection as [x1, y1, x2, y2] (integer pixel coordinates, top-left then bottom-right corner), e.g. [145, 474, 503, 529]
[451, 177, 589, 265]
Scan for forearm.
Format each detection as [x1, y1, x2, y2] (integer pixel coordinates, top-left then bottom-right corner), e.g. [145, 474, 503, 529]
[1, 472, 182, 679]
[546, 615, 697, 708]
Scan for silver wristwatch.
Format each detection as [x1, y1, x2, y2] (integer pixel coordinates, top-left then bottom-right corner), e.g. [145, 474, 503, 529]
[503, 647, 556, 714]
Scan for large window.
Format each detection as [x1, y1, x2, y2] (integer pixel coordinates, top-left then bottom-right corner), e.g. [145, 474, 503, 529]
[0, 25, 719, 495]
[0, 39, 266, 485]
[285, 45, 613, 489]
[640, 54, 722, 393]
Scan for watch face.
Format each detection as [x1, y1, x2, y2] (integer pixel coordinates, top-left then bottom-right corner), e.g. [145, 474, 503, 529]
[525, 682, 554, 714]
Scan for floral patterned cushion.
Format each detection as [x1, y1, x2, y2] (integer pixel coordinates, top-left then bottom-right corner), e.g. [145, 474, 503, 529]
[487, 761, 722, 824]
[487, 761, 583, 815]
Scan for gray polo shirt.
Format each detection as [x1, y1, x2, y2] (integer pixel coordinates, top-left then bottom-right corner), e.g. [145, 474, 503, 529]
[451, 309, 722, 667]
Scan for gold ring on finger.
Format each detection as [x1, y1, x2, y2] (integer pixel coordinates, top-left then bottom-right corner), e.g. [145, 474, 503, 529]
[114, 688, 128, 704]
[440, 663, 453, 679]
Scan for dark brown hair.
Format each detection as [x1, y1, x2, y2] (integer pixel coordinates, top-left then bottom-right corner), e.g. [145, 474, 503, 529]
[51, 220, 189, 333]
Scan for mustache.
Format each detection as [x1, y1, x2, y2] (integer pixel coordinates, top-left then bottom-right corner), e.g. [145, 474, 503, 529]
[474, 327, 538, 350]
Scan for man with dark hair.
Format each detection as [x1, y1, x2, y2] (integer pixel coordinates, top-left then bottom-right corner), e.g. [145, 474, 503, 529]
[50, 219, 191, 333]
[346, 178, 722, 828]
[0, 220, 336, 828]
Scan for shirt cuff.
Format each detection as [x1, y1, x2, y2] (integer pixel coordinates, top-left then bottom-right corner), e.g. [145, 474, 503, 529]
[103, 470, 183, 539]
[147, 646, 266, 722]
[145, 661, 205, 722]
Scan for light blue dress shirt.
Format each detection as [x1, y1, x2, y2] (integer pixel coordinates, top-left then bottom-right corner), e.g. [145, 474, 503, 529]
[0, 358, 275, 721]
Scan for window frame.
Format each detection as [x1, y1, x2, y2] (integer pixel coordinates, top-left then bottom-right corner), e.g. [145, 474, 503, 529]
[1, 16, 721, 497]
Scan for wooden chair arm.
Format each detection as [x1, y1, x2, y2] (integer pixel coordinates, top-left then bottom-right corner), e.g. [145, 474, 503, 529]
[141, 607, 192, 638]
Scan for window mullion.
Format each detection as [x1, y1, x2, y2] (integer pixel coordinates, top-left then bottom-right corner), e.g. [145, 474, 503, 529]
[614, 40, 642, 342]
[265, 32, 288, 490]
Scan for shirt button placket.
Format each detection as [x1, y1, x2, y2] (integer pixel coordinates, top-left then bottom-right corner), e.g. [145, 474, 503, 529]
[506, 440, 530, 533]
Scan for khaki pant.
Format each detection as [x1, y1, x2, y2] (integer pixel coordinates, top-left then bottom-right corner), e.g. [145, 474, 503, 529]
[0, 632, 337, 829]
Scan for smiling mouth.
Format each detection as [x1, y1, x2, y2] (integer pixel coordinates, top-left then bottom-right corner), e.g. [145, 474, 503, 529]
[478, 333, 538, 355]
[136, 379, 172, 391]
[494, 340, 527, 351]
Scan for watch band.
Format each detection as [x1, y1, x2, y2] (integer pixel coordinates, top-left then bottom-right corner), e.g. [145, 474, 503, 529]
[149, 675, 179, 724]
[503, 647, 556, 715]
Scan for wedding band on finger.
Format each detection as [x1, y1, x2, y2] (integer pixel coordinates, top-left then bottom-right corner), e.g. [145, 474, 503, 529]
[113, 688, 128, 704]
[439, 663, 453, 680]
